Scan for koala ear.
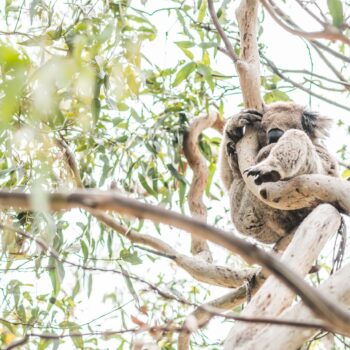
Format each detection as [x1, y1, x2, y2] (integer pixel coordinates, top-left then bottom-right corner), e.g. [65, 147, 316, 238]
[301, 109, 332, 139]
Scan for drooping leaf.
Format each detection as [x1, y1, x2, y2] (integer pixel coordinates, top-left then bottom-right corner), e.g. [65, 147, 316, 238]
[327, 0, 344, 27]
[172, 62, 197, 87]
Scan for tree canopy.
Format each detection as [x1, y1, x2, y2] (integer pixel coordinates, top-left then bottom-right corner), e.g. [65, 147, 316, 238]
[0, 0, 350, 349]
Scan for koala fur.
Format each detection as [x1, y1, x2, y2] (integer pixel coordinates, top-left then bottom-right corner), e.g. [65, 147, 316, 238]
[220, 102, 338, 244]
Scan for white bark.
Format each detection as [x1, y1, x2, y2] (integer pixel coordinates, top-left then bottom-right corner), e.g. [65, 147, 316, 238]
[243, 262, 350, 350]
[224, 204, 341, 348]
[0, 190, 349, 334]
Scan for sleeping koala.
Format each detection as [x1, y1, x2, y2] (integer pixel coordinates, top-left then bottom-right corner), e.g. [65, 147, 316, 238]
[220, 102, 338, 244]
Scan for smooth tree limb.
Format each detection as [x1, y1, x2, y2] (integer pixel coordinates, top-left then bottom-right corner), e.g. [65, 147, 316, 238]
[183, 110, 224, 262]
[223, 204, 341, 349]
[240, 262, 350, 350]
[0, 189, 350, 335]
[94, 209, 261, 289]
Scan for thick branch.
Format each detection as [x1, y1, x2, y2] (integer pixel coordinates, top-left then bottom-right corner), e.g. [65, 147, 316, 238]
[259, 174, 350, 213]
[0, 190, 350, 335]
[235, 0, 263, 109]
[183, 111, 224, 262]
[94, 210, 259, 288]
[244, 262, 350, 349]
[224, 204, 341, 348]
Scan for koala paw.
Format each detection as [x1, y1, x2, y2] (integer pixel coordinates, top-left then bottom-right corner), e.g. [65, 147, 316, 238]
[226, 141, 236, 157]
[244, 164, 281, 185]
[225, 109, 262, 140]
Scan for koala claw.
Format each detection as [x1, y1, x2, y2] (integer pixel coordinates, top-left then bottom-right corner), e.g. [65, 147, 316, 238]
[244, 166, 281, 185]
[236, 111, 262, 127]
[226, 141, 236, 157]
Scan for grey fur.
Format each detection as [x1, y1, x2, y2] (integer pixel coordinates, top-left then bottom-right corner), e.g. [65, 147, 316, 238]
[220, 102, 338, 244]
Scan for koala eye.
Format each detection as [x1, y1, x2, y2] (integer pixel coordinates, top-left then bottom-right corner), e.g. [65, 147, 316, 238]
[267, 128, 284, 144]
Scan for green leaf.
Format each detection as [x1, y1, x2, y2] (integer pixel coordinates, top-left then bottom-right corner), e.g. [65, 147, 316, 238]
[87, 274, 93, 298]
[125, 66, 140, 94]
[70, 330, 83, 348]
[119, 263, 140, 306]
[177, 47, 194, 59]
[80, 240, 88, 260]
[327, 0, 344, 27]
[166, 164, 188, 184]
[138, 173, 158, 198]
[263, 90, 290, 103]
[197, 63, 214, 91]
[198, 0, 207, 22]
[172, 62, 197, 87]
[38, 338, 51, 350]
[120, 249, 142, 265]
[175, 41, 195, 49]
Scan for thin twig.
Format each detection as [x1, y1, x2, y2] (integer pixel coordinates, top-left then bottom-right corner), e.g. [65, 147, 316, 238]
[207, 0, 238, 62]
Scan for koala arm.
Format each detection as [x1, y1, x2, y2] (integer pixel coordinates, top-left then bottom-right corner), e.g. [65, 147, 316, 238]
[245, 129, 329, 185]
[219, 110, 262, 189]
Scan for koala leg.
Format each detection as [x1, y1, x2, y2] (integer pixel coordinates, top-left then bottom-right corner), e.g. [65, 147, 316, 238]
[245, 129, 323, 185]
[220, 110, 262, 189]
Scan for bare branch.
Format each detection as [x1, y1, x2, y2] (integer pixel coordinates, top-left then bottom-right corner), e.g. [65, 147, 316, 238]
[278, 68, 350, 88]
[261, 0, 350, 46]
[242, 262, 350, 349]
[93, 209, 260, 288]
[311, 44, 350, 88]
[183, 111, 224, 262]
[261, 54, 350, 111]
[295, 0, 324, 25]
[224, 204, 341, 348]
[0, 190, 349, 335]
[207, 0, 239, 62]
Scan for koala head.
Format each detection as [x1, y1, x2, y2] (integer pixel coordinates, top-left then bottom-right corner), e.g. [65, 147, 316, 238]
[258, 102, 332, 147]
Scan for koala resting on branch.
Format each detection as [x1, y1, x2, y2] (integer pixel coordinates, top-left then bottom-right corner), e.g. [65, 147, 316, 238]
[220, 102, 338, 244]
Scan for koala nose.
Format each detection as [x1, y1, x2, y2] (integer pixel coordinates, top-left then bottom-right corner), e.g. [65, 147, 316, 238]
[267, 128, 284, 144]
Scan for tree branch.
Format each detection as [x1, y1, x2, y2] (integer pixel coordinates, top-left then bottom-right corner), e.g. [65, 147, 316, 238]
[183, 111, 224, 262]
[224, 204, 341, 348]
[261, 0, 350, 46]
[93, 210, 260, 288]
[0, 189, 349, 335]
[241, 262, 350, 349]
[207, 0, 239, 62]
[261, 54, 350, 111]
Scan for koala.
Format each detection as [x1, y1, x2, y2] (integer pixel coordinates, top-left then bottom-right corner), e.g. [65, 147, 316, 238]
[220, 102, 338, 244]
